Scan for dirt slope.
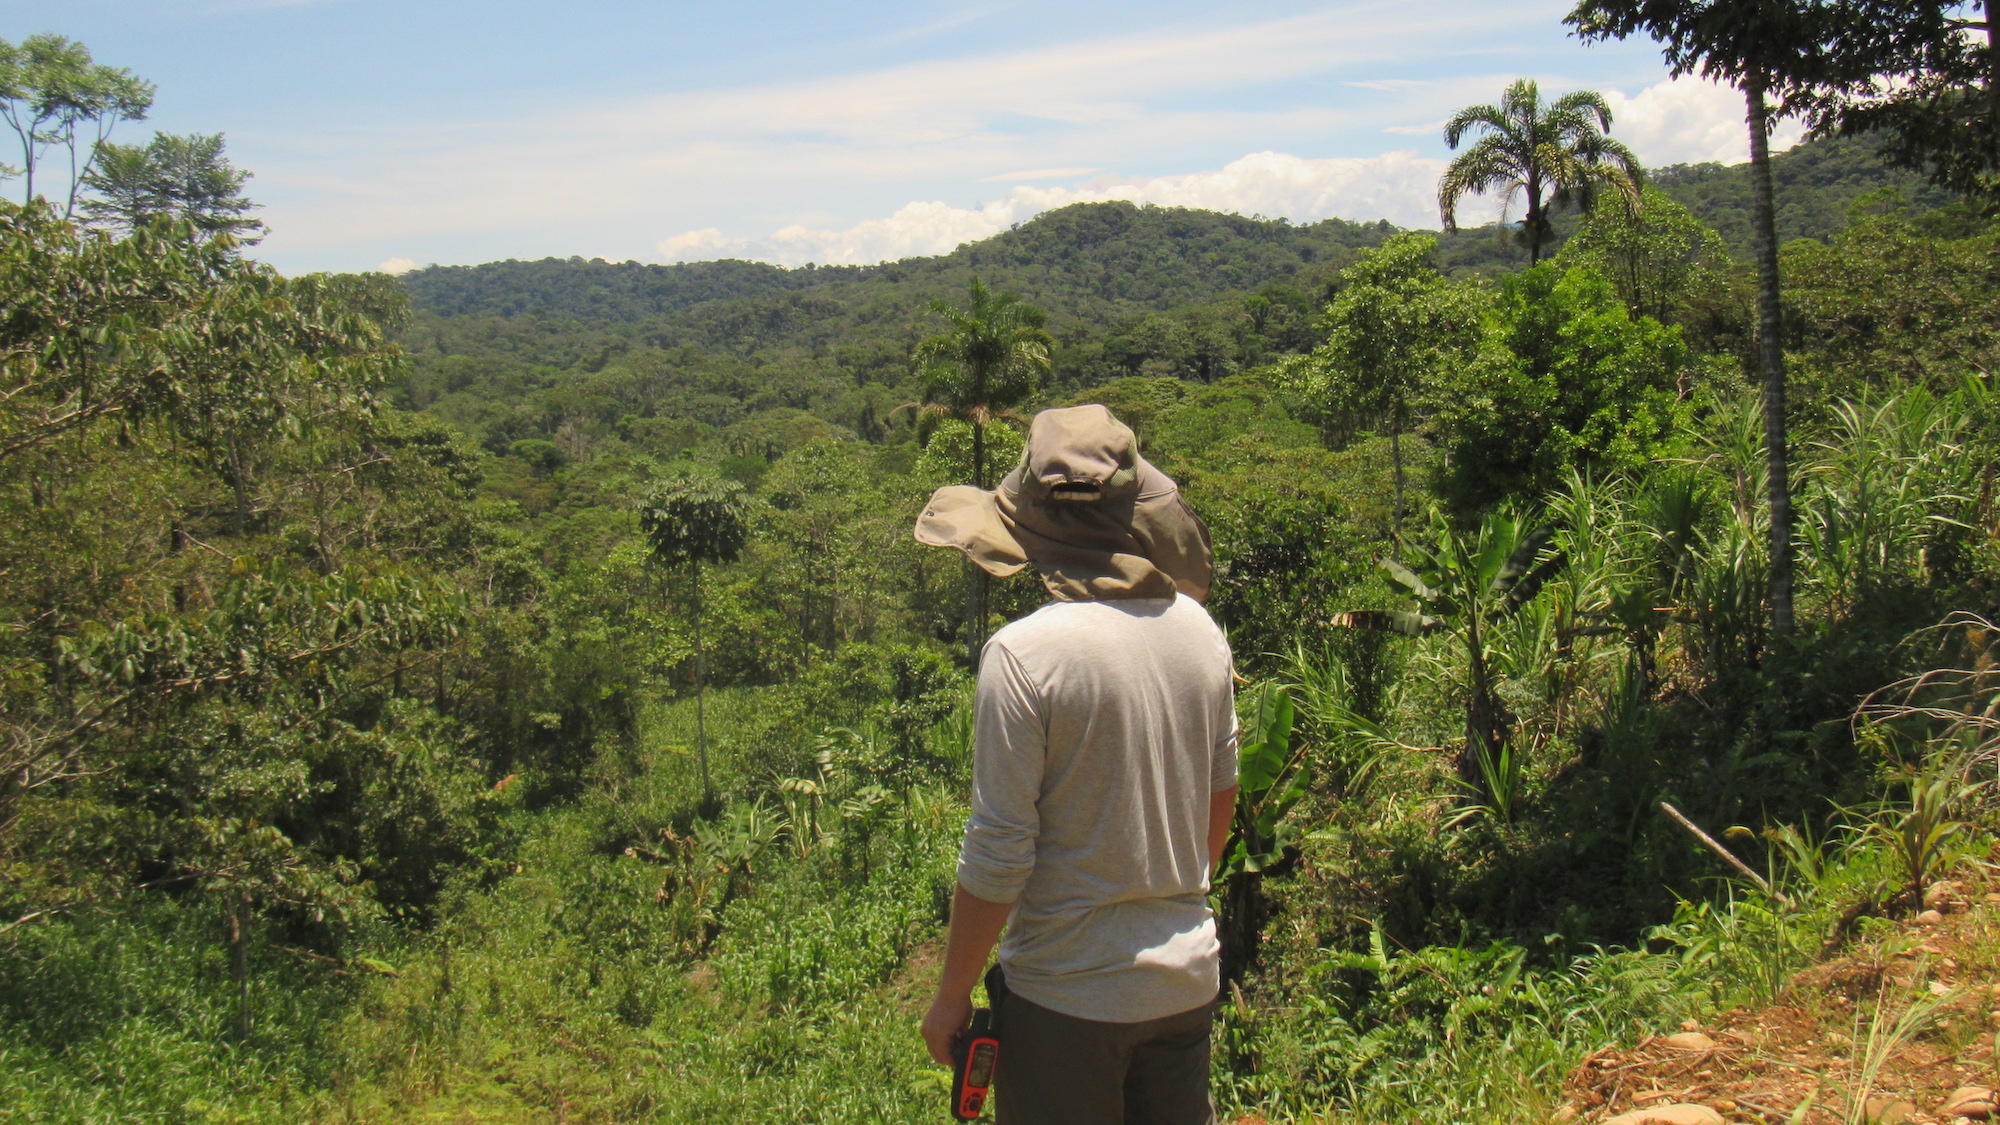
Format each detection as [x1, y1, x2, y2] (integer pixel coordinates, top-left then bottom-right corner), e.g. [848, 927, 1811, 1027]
[1564, 878, 1999, 1125]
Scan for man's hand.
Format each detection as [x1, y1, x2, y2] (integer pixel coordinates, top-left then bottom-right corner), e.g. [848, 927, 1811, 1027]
[921, 989, 974, 1067]
[919, 884, 1014, 1067]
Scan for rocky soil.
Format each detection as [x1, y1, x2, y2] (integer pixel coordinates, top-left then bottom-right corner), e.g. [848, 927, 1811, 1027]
[1562, 878, 1999, 1125]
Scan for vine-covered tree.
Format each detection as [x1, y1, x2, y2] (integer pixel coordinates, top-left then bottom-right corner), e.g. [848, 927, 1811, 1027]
[1553, 185, 1730, 324]
[1438, 78, 1644, 265]
[1435, 262, 1706, 508]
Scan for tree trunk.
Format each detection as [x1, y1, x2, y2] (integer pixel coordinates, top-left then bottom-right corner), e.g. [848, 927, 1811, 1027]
[227, 436, 249, 538]
[1390, 424, 1406, 559]
[694, 561, 712, 805]
[228, 892, 251, 1040]
[964, 559, 988, 671]
[1463, 614, 1497, 787]
[1218, 868, 1265, 986]
[1987, 1, 1999, 155]
[971, 413, 986, 491]
[974, 570, 989, 668]
[1745, 82, 1795, 638]
[968, 412, 989, 669]
[1524, 162, 1547, 265]
[64, 133, 81, 219]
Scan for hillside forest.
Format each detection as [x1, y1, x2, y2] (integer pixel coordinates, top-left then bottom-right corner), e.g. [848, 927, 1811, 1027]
[4, 11, 2000, 1125]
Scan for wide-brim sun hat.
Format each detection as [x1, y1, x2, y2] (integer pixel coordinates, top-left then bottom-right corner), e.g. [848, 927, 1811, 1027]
[913, 404, 1212, 603]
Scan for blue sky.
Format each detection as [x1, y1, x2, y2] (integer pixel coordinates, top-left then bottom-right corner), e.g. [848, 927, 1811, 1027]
[2, 1, 1794, 275]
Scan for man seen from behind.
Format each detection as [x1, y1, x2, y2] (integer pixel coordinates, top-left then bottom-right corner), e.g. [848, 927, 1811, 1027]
[914, 404, 1239, 1125]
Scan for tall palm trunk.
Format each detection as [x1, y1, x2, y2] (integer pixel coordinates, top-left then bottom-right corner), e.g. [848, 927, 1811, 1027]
[1390, 418, 1406, 558]
[693, 560, 712, 805]
[1525, 169, 1545, 264]
[1987, 1, 1999, 157]
[967, 376, 991, 670]
[1745, 81, 1794, 638]
[228, 892, 251, 1040]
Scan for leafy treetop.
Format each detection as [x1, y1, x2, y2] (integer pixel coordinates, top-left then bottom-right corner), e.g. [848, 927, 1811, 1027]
[0, 34, 154, 214]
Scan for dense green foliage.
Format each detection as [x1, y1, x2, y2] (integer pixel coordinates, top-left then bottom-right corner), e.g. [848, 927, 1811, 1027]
[3, 44, 1999, 1125]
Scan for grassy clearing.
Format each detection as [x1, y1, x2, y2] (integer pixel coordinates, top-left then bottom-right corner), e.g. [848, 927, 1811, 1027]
[0, 897, 350, 1124]
[314, 682, 967, 1124]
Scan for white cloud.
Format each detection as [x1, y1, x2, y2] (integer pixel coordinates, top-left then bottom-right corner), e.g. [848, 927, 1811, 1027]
[1605, 75, 1805, 167]
[658, 151, 1499, 266]
[250, 3, 1539, 259]
[657, 229, 735, 259]
[244, 2, 1799, 273]
[376, 256, 416, 274]
[1378, 75, 1805, 166]
[977, 166, 1103, 183]
[649, 71, 1792, 270]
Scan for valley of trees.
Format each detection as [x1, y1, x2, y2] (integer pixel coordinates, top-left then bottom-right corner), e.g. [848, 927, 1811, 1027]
[3, 8, 1999, 1122]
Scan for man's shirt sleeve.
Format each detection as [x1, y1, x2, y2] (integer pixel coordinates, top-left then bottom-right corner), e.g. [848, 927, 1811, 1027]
[1212, 701, 1240, 793]
[956, 642, 1044, 904]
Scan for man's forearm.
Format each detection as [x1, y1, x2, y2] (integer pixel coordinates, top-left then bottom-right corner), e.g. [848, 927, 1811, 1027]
[937, 883, 1014, 1002]
[921, 882, 1015, 1066]
[1208, 786, 1238, 876]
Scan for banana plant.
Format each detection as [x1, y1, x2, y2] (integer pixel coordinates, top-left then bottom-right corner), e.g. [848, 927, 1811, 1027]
[1333, 508, 1562, 821]
[1218, 681, 1307, 982]
[1223, 683, 1308, 879]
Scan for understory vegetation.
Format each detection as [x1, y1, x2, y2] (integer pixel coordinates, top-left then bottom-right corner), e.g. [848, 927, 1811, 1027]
[3, 38, 1999, 1122]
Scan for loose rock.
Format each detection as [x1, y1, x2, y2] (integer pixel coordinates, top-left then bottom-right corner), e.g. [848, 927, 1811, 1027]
[1865, 1095, 1915, 1125]
[1661, 1032, 1716, 1051]
[1941, 1087, 1996, 1119]
[1602, 1106, 1726, 1125]
[1916, 909, 1946, 925]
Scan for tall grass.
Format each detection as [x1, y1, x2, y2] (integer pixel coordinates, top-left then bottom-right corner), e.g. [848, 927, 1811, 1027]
[0, 897, 350, 1124]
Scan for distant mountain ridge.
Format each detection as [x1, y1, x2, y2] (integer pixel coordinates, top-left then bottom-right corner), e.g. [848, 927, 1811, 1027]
[1651, 133, 1955, 252]
[397, 133, 1941, 332]
[398, 203, 1398, 329]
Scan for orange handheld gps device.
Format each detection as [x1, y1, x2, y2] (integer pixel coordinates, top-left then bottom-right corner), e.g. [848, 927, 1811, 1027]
[951, 1007, 1000, 1120]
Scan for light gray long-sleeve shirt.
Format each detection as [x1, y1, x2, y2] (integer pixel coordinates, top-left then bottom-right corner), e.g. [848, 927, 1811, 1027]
[957, 594, 1238, 1023]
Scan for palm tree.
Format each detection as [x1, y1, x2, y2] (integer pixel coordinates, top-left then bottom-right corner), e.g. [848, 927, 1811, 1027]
[1438, 79, 1644, 265]
[909, 278, 1052, 665]
[911, 278, 1052, 489]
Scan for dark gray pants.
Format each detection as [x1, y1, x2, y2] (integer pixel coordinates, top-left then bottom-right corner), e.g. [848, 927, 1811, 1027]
[990, 988, 1217, 1125]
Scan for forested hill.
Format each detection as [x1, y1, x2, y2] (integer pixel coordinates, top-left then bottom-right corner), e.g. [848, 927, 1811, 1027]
[1653, 133, 1958, 251]
[398, 133, 1938, 335]
[400, 203, 1398, 327]
[401, 257, 833, 321]
[393, 205, 1416, 441]
[392, 133, 1944, 455]
[15, 30, 2000, 1120]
